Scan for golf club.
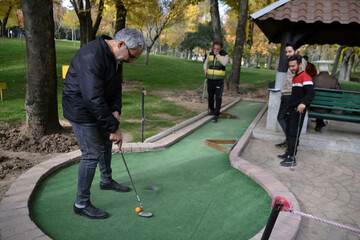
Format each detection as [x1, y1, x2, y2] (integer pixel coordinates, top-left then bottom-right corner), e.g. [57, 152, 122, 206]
[201, 77, 207, 102]
[119, 150, 153, 217]
[291, 112, 302, 171]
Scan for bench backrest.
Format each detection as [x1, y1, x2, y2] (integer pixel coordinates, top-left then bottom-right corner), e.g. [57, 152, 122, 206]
[311, 88, 360, 112]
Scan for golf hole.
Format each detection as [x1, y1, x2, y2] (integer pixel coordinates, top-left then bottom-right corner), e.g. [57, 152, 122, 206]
[146, 186, 159, 191]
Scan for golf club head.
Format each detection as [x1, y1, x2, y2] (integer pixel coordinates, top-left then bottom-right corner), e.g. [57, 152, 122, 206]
[138, 211, 153, 218]
[290, 166, 295, 171]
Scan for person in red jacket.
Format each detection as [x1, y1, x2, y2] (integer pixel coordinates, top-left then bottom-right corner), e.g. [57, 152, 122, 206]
[303, 56, 317, 77]
[279, 54, 315, 167]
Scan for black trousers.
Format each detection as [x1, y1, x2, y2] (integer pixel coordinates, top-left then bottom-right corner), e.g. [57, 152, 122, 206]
[277, 95, 291, 140]
[287, 107, 306, 156]
[207, 79, 224, 116]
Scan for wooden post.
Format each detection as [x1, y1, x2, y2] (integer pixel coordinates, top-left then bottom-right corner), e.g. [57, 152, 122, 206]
[62, 65, 69, 79]
[0, 83, 8, 101]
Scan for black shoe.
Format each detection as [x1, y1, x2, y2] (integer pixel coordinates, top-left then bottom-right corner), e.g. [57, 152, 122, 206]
[277, 153, 289, 159]
[275, 140, 287, 149]
[280, 155, 297, 167]
[208, 110, 214, 116]
[315, 125, 321, 131]
[212, 116, 218, 123]
[73, 203, 109, 219]
[100, 180, 130, 192]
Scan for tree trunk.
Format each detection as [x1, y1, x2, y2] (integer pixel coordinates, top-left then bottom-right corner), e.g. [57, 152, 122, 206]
[229, 0, 248, 93]
[115, 0, 126, 32]
[275, 56, 279, 71]
[353, 56, 359, 74]
[210, 0, 222, 44]
[145, 47, 151, 65]
[72, 0, 104, 47]
[267, 43, 273, 70]
[345, 53, 355, 81]
[339, 49, 354, 81]
[331, 45, 346, 76]
[1, 5, 12, 38]
[78, 12, 94, 47]
[21, 0, 62, 137]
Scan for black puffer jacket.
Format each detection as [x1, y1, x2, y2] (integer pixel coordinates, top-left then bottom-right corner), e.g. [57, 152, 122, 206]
[62, 35, 122, 133]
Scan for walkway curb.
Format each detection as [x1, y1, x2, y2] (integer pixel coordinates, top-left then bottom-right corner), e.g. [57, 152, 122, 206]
[229, 103, 301, 240]
[0, 99, 300, 240]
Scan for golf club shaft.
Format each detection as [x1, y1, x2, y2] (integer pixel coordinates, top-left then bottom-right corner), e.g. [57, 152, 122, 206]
[293, 112, 302, 157]
[202, 78, 207, 100]
[291, 112, 302, 170]
[119, 151, 143, 208]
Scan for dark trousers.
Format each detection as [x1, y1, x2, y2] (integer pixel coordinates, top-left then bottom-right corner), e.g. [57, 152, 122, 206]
[287, 107, 306, 156]
[70, 121, 113, 206]
[277, 95, 291, 140]
[207, 79, 224, 116]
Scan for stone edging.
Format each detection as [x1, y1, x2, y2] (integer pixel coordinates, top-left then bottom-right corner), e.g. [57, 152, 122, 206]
[229, 103, 301, 240]
[0, 99, 300, 240]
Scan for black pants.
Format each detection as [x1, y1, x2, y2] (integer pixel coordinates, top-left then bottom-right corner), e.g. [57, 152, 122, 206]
[277, 95, 291, 140]
[207, 79, 224, 116]
[287, 107, 306, 156]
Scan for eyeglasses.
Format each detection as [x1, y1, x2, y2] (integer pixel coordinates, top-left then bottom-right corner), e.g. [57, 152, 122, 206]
[125, 44, 138, 61]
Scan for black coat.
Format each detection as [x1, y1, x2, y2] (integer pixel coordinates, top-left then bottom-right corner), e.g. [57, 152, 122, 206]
[62, 35, 122, 133]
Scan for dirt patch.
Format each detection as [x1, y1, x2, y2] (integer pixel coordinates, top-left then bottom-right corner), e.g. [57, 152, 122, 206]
[151, 89, 210, 111]
[0, 86, 266, 201]
[122, 80, 141, 92]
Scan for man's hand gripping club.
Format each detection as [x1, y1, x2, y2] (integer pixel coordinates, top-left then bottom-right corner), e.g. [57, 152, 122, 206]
[110, 111, 122, 150]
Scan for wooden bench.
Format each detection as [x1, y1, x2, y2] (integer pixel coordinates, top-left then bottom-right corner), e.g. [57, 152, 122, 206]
[308, 88, 360, 123]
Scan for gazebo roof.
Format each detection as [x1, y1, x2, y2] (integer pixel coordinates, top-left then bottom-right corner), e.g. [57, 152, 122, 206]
[251, 0, 360, 46]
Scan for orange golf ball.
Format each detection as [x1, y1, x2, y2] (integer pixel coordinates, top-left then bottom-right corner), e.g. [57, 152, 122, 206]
[135, 207, 141, 213]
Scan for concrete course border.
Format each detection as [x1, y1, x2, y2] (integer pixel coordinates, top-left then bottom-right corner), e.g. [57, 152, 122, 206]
[0, 99, 299, 240]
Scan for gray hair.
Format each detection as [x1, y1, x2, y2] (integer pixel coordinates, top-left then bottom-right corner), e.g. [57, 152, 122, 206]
[114, 28, 146, 52]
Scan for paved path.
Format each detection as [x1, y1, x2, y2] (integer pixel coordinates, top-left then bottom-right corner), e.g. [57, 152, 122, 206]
[242, 112, 360, 240]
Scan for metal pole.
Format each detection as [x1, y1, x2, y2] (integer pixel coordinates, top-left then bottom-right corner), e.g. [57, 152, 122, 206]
[141, 88, 145, 142]
[261, 201, 283, 240]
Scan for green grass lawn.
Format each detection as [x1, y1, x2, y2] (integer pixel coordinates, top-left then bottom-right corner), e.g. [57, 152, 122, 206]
[3, 38, 358, 140]
[0, 38, 279, 141]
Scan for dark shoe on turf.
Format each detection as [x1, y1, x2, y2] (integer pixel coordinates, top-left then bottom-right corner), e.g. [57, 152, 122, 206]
[277, 153, 289, 159]
[212, 116, 218, 123]
[280, 155, 297, 167]
[275, 140, 287, 149]
[73, 203, 109, 219]
[100, 180, 130, 192]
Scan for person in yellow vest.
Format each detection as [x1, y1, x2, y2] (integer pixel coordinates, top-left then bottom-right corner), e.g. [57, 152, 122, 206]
[203, 42, 229, 123]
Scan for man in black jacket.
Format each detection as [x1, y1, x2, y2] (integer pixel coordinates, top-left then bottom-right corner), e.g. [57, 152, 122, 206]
[62, 28, 145, 219]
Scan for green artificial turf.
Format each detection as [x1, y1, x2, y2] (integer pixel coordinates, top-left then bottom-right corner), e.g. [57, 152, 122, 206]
[29, 101, 271, 240]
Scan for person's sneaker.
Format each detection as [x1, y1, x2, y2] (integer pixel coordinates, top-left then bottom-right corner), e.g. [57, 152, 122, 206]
[208, 110, 214, 116]
[275, 140, 287, 149]
[315, 125, 321, 131]
[73, 203, 109, 219]
[280, 155, 297, 167]
[100, 180, 130, 192]
[212, 116, 218, 123]
[277, 153, 289, 159]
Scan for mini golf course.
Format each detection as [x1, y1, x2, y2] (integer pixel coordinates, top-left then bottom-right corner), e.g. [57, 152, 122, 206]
[29, 101, 272, 240]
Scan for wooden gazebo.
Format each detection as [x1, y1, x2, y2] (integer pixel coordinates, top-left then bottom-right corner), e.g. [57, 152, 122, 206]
[250, 0, 360, 131]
